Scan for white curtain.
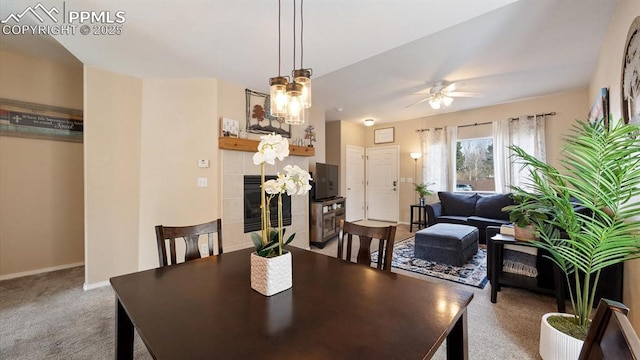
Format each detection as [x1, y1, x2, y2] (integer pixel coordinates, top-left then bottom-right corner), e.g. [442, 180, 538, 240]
[420, 126, 457, 192]
[493, 119, 511, 193]
[493, 115, 547, 192]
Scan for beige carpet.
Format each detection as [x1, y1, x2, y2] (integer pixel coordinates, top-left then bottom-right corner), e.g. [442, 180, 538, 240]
[1, 224, 557, 359]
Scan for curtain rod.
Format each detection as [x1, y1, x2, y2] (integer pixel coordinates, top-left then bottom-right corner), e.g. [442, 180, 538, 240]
[509, 112, 556, 121]
[415, 121, 491, 132]
[415, 112, 556, 132]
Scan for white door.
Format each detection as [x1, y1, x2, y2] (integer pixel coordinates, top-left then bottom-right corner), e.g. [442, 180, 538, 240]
[366, 146, 399, 222]
[345, 145, 365, 222]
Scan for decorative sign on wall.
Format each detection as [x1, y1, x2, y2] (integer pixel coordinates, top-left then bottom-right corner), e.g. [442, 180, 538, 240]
[374, 127, 395, 144]
[245, 89, 291, 138]
[0, 98, 83, 143]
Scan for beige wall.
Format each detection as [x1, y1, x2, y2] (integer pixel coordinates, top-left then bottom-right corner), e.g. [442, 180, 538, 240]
[84, 67, 142, 286]
[0, 51, 84, 278]
[137, 79, 220, 271]
[588, 0, 640, 331]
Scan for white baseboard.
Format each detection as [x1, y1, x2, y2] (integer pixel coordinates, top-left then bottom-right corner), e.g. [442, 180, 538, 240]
[83, 280, 110, 291]
[0, 262, 84, 281]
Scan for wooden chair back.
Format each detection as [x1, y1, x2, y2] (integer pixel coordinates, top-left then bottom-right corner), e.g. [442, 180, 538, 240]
[155, 219, 223, 267]
[578, 298, 640, 360]
[337, 219, 397, 271]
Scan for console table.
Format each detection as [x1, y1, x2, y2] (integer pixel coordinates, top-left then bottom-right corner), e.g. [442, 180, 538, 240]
[488, 233, 566, 312]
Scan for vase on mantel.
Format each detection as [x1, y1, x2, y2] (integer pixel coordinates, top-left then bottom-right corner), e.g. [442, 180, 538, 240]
[250, 251, 292, 296]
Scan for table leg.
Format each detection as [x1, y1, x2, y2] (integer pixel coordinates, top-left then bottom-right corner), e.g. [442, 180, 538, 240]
[489, 242, 502, 303]
[410, 207, 415, 232]
[552, 264, 566, 313]
[116, 297, 134, 360]
[446, 308, 469, 360]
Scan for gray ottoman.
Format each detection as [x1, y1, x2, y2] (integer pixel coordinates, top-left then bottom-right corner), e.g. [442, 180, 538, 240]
[415, 223, 479, 266]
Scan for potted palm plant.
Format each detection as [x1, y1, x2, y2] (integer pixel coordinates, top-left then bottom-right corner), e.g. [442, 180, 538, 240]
[506, 119, 640, 360]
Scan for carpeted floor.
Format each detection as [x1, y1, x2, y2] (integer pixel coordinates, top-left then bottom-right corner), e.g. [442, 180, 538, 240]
[1, 223, 558, 359]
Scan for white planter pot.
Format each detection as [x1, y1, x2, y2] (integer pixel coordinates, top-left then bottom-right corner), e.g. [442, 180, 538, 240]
[539, 313, 585, 360]
[250, 251, 292, 296]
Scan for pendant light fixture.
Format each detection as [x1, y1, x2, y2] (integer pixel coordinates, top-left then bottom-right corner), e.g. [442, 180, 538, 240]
[292, 0, 312, 109]
[269, 0, 288, 117]
[285, 0, 307, 125]
[269, 0, 313, 125]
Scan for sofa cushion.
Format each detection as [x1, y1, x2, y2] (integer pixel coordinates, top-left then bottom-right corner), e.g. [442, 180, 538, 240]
[467, 216, 511, 229]
[438, 192, 478, 216]
[475, 193, 513, 221]
[436, 215, 470, 225]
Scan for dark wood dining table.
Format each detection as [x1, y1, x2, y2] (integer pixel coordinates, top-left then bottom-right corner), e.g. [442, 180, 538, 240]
[110, 247, 474, 360]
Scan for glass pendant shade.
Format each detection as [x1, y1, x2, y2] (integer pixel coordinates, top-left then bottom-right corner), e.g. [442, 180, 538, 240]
[293, 68, 312, 108]
[269, 76, 289, 117]
[285, 82, 306, 125]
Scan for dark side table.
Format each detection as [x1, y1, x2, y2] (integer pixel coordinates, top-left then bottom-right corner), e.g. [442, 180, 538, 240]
[409, 204, 427, 232]
[488, 233, 566, 312]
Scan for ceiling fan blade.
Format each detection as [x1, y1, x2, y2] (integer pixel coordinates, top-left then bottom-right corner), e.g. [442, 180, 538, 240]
[447, 91, 483, 98]
[405, 97, 432, 108]
[442, 82, 457, 92]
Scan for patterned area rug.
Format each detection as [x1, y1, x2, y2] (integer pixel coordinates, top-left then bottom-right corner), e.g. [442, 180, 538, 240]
[371, 237, 488, 289]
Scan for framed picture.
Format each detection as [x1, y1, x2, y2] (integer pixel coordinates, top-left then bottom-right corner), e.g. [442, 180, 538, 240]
[245, 89, 291, 138]
[374, 127, 394, 144]
[0, 98, 83, 143]
[621, 16, 639, 126]
[588, 87, 609, 128]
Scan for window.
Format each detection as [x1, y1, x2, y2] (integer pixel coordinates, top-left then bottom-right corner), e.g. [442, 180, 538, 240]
[455, 137, 495, 192]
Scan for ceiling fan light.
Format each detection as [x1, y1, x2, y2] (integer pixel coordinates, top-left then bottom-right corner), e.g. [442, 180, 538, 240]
[293, 68, 312, 108]
[269, 76, 289, 117]
[428, 98, 440, 109]
[442, 95, 453, 107]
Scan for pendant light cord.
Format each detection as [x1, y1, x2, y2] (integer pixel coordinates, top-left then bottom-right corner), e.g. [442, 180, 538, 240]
[292, 0, 296, 73]
[300, 0, 304, 68]
[278, 0, 281, 76]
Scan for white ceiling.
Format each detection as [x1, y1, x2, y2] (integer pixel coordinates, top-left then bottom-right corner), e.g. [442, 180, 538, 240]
[0, 0, 618, 124]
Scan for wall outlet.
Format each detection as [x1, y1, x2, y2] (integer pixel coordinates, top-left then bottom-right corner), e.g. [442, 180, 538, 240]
[200, 244, 208, 255]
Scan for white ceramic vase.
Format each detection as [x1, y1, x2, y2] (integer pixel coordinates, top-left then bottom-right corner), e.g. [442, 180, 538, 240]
[250, 251, 292, 296]
[539, 313, 585, 360]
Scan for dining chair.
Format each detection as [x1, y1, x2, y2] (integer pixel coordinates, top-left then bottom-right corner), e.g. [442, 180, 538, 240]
[155, 219, 223, 267]
[337, 219, 397, 272]
[578, 298, 640, 359]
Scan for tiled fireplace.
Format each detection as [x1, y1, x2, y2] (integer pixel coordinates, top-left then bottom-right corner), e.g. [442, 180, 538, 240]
[220, 149, 310, 252]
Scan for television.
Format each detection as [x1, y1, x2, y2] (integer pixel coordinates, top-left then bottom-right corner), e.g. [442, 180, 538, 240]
[313, 162, 339, 200]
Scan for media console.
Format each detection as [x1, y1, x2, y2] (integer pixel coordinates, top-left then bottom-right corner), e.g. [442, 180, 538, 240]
[309, 197, 345, 249]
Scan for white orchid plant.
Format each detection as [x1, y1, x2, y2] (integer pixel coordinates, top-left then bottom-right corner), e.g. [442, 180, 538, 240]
[252, 133, 312, 257]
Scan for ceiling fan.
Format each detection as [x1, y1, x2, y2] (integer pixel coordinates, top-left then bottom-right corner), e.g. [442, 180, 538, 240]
[405, 81, 483, 109]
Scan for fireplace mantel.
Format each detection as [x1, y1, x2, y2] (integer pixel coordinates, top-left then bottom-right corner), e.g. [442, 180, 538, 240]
[218, 137, 315, 157]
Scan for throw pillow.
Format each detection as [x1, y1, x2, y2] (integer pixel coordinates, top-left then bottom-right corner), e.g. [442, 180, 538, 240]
[475, 193, 513, 221]
[438, 192, 478, 216]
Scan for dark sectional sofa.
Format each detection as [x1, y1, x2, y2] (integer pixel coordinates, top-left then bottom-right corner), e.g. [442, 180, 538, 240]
[425, 191, 513, 244]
